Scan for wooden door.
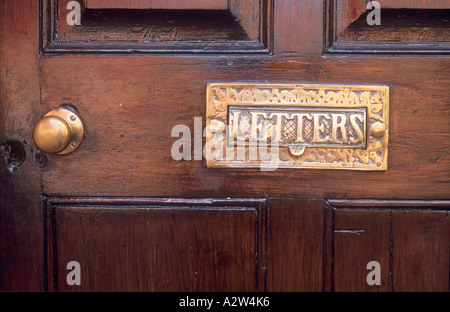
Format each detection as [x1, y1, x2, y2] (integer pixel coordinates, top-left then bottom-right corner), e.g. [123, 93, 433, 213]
[1, 0, 449, 293]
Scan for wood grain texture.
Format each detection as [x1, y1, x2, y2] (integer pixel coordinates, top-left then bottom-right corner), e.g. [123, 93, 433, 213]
[228, 0, 262, 41]
[40, 55, 450, 199]
[335, 0, 450, 34]
[86, 0, 229, 10]
[51, 199, 266, 292]
[343, 9, 450, 43]
[61, 9, 249, 42]
[333, 209, 392, 292]
[330, 1, 450, 53]
[392, 210, 449, 292]
[334, 0, 367, 38]
[2, 0, 449, 293]
[0, 0, 43, 291]
[50, 0, 266, 53]
[328, 201, 450, 292]
[322, 203, 334, 292]
[380, 0, 450, 9]
[329, 200, 450, 209]
[267, 199, 324, 292]
[274, 0, 323, 54]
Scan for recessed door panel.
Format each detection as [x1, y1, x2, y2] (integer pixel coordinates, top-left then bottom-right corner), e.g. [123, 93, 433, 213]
[47, 198, 267, 292]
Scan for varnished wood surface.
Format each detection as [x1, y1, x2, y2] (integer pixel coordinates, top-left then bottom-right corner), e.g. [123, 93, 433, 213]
[381, 0, 450, 9]
[1, 0, 449, 293]
[62, 9, 249, 42]
[333, 209, 392, 292]
[45, 198, 450, 292]
[330, 1, 450, 53]
[343, 9, 450, 43]
[51, 0, 265, 53]
[267, 199, 324, 292]
[274, 0, 323, 54]
[392, 209, 449, 291]
[40, 55, 449, 199]
[86, 0, 229, 10]
[0, 0, 43, 291]
[327, 202, 449, 292]
[48, 198, 267, 292]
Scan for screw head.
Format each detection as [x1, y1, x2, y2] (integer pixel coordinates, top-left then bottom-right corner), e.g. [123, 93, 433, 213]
[370, 122, 386, 138]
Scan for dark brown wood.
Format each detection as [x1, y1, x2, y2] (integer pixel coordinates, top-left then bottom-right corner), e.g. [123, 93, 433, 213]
[343, 9, 450, 43]
[40, 55, 450, 200]
[381, 0, 450, 9]
[274, 0, 323, 54]
[392, 210, 449, 292]
[329, 200, 450, 209]
[334, 0, 366, 39]
[267, 199, 324, 292]
[328, 201, 450, 292]
[87, 0, 229, 10]
[46, 0, 267, 54]
[0, 0, 43, 291]
[329, 0, 450, 53]
[62, 9, 249, 41]
[334, 0, 450, 36]
[322, 203, 334, 292]
[333, 209, 392, 292]
[1, 0, 449, 293]
[48, 198, 267, 292]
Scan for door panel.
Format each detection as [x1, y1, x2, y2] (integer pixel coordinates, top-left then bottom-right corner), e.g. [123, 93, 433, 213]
[392, 209, 449, 292]
[86, 0, 229, 10]
[40, 55, 449, 199]
[1, 0, 449, 293]
[328, 201, 450, 292]
[333, 209, 392, 292]
[267, 199, 324, 292]
[47, 198, 267, 292]
[47, 0, 268, 53]
[330, 0, 450, 53]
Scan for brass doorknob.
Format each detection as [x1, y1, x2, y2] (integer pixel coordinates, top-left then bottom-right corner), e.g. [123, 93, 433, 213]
[33, 108, 84, 155]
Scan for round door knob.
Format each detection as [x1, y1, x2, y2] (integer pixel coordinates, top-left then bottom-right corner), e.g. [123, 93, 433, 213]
[33, 108, 84, 155]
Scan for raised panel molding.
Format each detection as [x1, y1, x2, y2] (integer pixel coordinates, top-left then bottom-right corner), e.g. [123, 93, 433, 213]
[44, 197, 450, 291]
[326, 0, 450, 54]
[44, 197, 267, 291]
[325, 200, 450, 292]
[40, 0, 272, 54]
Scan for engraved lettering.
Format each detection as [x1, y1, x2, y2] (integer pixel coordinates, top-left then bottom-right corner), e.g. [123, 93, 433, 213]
[230, 107, 366, 148]
[350, 114, 365, 144]
[295, 113, 313, 143]
[230, 110, 241, 142]
[249, 111, 264, 142]
[267, 113, 285, 144]
[331, 113, 347, 144]
[312, 113, 331, 144]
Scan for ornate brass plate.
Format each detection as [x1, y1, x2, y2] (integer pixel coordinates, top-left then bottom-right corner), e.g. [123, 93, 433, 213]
[206, 83, 389, 170]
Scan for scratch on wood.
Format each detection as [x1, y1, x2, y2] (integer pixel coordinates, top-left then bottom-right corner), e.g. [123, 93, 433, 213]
[334, 229, 366, 234]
